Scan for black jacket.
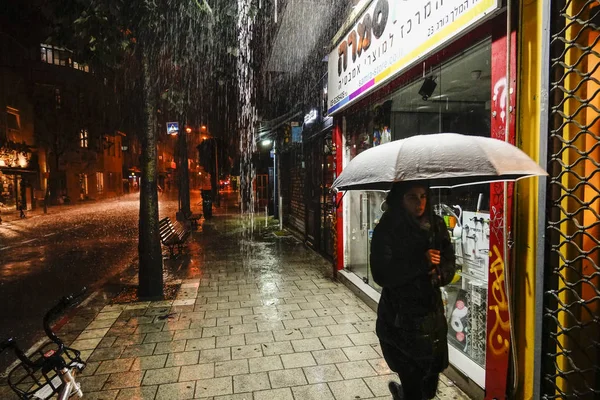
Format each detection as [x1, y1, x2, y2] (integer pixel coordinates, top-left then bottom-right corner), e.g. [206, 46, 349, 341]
[370, 207, 456, 373]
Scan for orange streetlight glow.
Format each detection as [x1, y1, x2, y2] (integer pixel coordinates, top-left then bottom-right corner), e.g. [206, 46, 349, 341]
[185, 127, 192, 134]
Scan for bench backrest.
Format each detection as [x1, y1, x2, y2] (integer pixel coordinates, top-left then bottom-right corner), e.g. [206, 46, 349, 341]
[159, 217, 175, 240]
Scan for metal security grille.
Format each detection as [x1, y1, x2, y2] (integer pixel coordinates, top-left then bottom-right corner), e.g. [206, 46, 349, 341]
[544, 0, 600, 398]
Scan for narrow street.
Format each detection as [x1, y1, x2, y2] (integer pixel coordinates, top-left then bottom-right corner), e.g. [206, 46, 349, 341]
[0, 192, 184, 372]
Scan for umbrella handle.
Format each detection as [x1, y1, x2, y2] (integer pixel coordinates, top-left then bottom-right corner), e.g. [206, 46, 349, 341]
[335, 191, 347, 209]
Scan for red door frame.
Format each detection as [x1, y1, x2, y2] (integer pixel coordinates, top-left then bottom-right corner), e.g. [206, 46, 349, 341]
[484, 19, 517, 400]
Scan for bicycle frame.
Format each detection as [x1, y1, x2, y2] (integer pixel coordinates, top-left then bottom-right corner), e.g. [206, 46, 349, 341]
[0, 288, 87, 400]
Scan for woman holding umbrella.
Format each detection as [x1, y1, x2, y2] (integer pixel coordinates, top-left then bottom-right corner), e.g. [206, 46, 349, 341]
[370, 181, 456, 400]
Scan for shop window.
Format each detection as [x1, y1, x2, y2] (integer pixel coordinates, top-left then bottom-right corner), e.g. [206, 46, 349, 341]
[96, 172, 104, 194]
[79, 129, 88, 148]
[344, 39, 493, 370]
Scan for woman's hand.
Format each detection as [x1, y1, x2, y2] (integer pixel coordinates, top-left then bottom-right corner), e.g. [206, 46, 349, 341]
[426, 249, 441, 265]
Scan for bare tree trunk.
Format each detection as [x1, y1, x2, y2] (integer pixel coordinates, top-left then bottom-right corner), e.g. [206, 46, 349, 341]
[138, 47, 164, 300]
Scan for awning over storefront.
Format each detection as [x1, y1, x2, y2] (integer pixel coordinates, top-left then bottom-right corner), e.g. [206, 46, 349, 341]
[304, 116, 333, 142]
[0, 167, 37, 175]
[256, 109, 303, 141]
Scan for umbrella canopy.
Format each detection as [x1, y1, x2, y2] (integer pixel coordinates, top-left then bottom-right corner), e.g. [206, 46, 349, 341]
[332, 133, 547, 191]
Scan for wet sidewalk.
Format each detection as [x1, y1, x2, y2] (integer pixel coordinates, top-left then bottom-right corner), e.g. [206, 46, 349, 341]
[1, 207, 470, 399]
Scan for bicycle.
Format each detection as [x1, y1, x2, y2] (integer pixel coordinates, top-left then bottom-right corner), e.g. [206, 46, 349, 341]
[0, 288, 87, 400]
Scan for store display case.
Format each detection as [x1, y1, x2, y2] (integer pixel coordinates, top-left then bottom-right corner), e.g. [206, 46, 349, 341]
[436, 202, 490, 386]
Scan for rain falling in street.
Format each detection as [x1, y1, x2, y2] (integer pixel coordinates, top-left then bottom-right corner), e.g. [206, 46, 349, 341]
[0, 193, 178, 370]
[1, 0, 566, 399]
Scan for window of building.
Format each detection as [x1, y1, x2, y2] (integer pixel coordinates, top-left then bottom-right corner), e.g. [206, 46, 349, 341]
[105, 136, 116, 156]
[79, 173, 88, 199]
[6, 107, 20, 133]
[80, 129, 88, 148]
[40, 44, 89, 72]
[40, 46, 52, 64]
[96, 172, 104, 194]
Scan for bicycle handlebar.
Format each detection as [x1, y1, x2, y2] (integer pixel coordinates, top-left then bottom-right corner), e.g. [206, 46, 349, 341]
[1, 287, 87, 368]
[42, 287, 88, 348]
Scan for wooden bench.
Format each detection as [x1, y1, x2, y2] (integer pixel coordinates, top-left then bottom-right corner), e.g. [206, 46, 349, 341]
[159, 217, 190, 258]
[183, 210, 202, 230]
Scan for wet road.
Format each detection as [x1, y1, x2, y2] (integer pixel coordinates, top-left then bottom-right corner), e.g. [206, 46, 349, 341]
[0, 191, 183, 372]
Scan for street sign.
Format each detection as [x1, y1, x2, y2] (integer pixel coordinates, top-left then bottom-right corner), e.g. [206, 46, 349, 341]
[167, 122, 179, 135]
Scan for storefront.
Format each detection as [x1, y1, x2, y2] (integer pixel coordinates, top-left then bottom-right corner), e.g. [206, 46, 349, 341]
[0, 145, 37, 211]
[328, 0, 514, 398]
[304, 109, 336, 260]
[279, 122, 306, 235]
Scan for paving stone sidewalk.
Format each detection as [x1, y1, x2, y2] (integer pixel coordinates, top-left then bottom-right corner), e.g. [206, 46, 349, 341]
[1, 211, 470, 399]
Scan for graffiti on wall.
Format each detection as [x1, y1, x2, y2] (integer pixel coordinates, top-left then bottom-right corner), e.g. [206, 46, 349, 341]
[492, 76, 508, 126]
[488, 244, 510, 356]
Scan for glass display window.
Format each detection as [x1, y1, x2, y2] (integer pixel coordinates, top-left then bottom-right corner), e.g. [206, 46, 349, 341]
[343, 39, 493, 372]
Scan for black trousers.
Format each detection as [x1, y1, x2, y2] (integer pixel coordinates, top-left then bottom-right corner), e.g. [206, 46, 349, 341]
[396, 361, 439, 399]
[381, 339, 440, 399]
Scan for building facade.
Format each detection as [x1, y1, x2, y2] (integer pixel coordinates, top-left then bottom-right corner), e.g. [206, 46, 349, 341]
[256, 0, 600, 397]
[1, 4, 134, 211]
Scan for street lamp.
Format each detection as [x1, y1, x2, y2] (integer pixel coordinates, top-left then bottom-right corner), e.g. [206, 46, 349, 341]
[261, 137, 281, 229]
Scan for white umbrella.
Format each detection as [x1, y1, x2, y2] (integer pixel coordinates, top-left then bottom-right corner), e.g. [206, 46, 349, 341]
[332, 133, 547, 191]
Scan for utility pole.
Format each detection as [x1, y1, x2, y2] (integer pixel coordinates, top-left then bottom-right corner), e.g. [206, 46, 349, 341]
[176, 124, 191, 221]
[273, 139, 277, 220]
[214, 138, 219, 207]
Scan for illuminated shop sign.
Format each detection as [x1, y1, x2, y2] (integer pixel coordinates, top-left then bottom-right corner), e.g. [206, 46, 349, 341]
[304, 109, 318, 125]
[327, 0, 500, 114]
